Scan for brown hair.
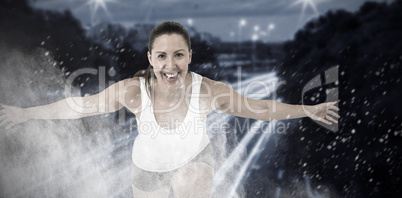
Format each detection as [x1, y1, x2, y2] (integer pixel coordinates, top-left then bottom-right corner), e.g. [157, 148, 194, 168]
[133, 21, 191, 97]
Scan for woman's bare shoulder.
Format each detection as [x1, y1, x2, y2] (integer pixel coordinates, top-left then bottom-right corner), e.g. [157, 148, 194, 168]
[201, 76, 224, 86]
[200, 76, 214, 94]
[114, 76, 142, 95]
[119, 76, 141, 86]
[201, 76, 229, 94]
[123, 76, 141, 82]
[115, 76, 142, 110]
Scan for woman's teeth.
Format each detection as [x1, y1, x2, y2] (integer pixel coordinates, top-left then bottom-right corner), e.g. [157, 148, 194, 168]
[164, 73, 178, 78]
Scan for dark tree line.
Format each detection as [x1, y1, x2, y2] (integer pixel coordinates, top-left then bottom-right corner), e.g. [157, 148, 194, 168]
[0, 0, 217, 95]
[247, 1, 402, 198]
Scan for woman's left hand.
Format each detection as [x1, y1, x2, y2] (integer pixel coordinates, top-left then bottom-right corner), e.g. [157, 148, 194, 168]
[0, 104, 30, 130]
[306, 101, 340, 125]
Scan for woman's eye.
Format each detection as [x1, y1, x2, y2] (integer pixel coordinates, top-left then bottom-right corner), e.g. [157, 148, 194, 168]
[157, 54, 165, 58]
[176, 53, 184, 57]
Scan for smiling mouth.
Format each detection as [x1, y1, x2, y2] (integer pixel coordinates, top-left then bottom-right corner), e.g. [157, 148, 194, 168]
[163, 72, 179, 78]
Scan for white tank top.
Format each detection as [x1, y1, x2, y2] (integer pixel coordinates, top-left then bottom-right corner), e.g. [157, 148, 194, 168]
[132, 72, 211, 172]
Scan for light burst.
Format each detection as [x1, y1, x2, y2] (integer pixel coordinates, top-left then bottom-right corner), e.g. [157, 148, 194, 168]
[85, 0, 118, 24]
[290, 0, 328, 25]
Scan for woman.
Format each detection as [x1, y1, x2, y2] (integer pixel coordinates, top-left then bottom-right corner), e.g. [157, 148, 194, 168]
[0, 21, 339, 197]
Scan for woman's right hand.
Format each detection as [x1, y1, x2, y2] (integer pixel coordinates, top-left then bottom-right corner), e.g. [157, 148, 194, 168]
[0, 104, 30, 130]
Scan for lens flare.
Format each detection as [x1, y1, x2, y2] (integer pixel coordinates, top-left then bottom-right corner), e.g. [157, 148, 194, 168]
[85, 0, 118, 24]
[289, 0, 328, 25]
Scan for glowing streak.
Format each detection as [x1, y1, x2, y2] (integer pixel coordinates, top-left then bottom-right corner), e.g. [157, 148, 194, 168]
[228, 121, 276, 197]
[213, 72, 279, 195]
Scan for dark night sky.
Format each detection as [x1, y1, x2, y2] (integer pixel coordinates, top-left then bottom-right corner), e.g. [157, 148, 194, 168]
[31, 0, 392, 42]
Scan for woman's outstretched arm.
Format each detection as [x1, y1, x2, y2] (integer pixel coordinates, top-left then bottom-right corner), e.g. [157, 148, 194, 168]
[204, 77, 340, 125]
[0, 77, 141, 129]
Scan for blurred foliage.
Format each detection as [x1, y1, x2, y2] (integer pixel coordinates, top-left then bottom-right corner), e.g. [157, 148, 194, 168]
[0, 0, 217, 94]
[263, 1, 402, 197]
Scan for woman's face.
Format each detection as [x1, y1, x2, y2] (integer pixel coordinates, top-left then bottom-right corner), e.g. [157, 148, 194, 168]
[147, 33, 192, 89]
